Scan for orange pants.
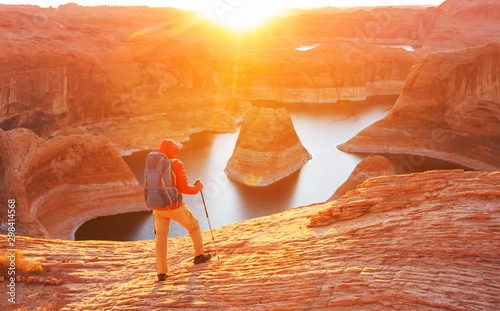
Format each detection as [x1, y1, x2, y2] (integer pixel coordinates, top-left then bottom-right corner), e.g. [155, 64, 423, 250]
[153, 204, 205, 274]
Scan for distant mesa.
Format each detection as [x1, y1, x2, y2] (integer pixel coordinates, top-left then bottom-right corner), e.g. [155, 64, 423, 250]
[338, 43, 500, 172]
[242, 40, 423, 104]
[329, 154, 395, 202]
[225, 106, 312, 187]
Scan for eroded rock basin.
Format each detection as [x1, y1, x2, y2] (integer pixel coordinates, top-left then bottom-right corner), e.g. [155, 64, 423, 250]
[75, 99, 470, 241]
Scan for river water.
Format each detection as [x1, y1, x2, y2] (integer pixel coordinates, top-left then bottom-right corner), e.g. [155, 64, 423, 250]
[75, 98, 398, 241]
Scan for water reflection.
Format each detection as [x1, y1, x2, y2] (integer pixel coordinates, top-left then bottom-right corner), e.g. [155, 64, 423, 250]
[230, 169, 301, 220]
[74, 211, 152, 241]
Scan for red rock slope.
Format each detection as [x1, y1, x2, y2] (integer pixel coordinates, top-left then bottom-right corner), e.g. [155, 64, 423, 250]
[3, 170, 499, 310]
[339, 43, 500, 172]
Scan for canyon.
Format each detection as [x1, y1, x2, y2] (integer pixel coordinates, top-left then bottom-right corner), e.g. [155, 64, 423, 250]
[0, 0, 498, 309]
[0, 0, 497, 239]
[0, 4, 252, 152]
[0, 3, 435, 154]
[338, 43, 500, 172]
[2, 170, 499, 310]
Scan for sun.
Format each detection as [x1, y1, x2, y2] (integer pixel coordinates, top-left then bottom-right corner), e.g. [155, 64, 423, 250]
[200, 1, 281, 31]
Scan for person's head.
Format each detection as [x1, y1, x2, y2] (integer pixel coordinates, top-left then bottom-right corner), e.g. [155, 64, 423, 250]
[160, 139, 179, 159]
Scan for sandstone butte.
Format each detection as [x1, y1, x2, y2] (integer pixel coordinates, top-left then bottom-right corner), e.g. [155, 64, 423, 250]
[339, 43, 500, 172]
[1, 169, 498, 310]
[0, 127, 146, 240]
[225, 107, 312, 187]
[328, 154, 395, 201]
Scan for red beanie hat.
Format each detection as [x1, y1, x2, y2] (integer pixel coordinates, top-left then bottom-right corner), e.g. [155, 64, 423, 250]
[160, 139, 179, 158]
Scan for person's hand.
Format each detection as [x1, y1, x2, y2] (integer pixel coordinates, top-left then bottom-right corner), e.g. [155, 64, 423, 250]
[195, 179, 203, 191]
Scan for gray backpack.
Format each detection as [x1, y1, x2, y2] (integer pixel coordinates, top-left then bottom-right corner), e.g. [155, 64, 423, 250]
[143, 152, 182, 209]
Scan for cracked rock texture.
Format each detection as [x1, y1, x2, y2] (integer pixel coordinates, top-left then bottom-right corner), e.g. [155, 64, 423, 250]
[339, 43, 500, 172]
[225, 107, 312, 186]
[2, 169, 499, 310]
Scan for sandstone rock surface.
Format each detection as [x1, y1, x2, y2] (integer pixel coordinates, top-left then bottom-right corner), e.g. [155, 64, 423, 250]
[412, 0, 500, 49]
[225, 107, 312, 186]
[0, 128, 146, 240]
[1, 170, 498, 310]
[339, 43, 500, 172]
[329, 154, 394, 201]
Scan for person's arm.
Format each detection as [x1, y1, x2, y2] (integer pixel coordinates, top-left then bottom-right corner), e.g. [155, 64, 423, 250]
[171, 160, 202, 195]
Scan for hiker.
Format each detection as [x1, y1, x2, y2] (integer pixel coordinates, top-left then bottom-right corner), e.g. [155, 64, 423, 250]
[144, 139, 212, 282]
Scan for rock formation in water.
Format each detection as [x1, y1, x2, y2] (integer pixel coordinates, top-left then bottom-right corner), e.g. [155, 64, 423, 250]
[339, 43, 500, 172]
[328, 154, 394, 201]
[225, 107, 312, 186]
[3, 170, 499, 310]
[0, 127, 146, 240]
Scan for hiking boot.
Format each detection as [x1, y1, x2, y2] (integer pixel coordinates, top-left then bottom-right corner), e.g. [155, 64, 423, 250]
[193, 253, 212, 265]
[157, 273, 169, 282]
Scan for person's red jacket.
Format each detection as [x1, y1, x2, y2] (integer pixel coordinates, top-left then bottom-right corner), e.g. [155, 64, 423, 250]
[171, 160, 199, 195]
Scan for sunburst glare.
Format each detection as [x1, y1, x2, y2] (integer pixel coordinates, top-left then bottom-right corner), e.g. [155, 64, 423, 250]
[199, 0, 283, 31]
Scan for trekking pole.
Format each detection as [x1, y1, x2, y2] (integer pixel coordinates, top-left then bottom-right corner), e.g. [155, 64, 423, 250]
[200, 189, 220, 261]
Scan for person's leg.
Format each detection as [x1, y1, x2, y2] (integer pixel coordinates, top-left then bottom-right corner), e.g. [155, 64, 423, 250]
[153, 212, 171, 275]
[168, 204, 205, 256]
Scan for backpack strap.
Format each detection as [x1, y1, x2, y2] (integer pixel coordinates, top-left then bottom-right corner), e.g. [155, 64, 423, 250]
[170, 159, 179, 187]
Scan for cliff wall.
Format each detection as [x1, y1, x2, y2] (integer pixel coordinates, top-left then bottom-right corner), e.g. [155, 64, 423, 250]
[0, 128, 146, 240]
[0, 5, 252, 152]
[411, 0, 500, 49]
[238, 40, 422, 103]
[339, 43, 500, 172]
[269, 0, 500, 49]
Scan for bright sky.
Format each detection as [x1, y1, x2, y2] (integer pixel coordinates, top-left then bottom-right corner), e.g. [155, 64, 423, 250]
[2, 0, 445, 30]
[2, 0, 445, 10]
